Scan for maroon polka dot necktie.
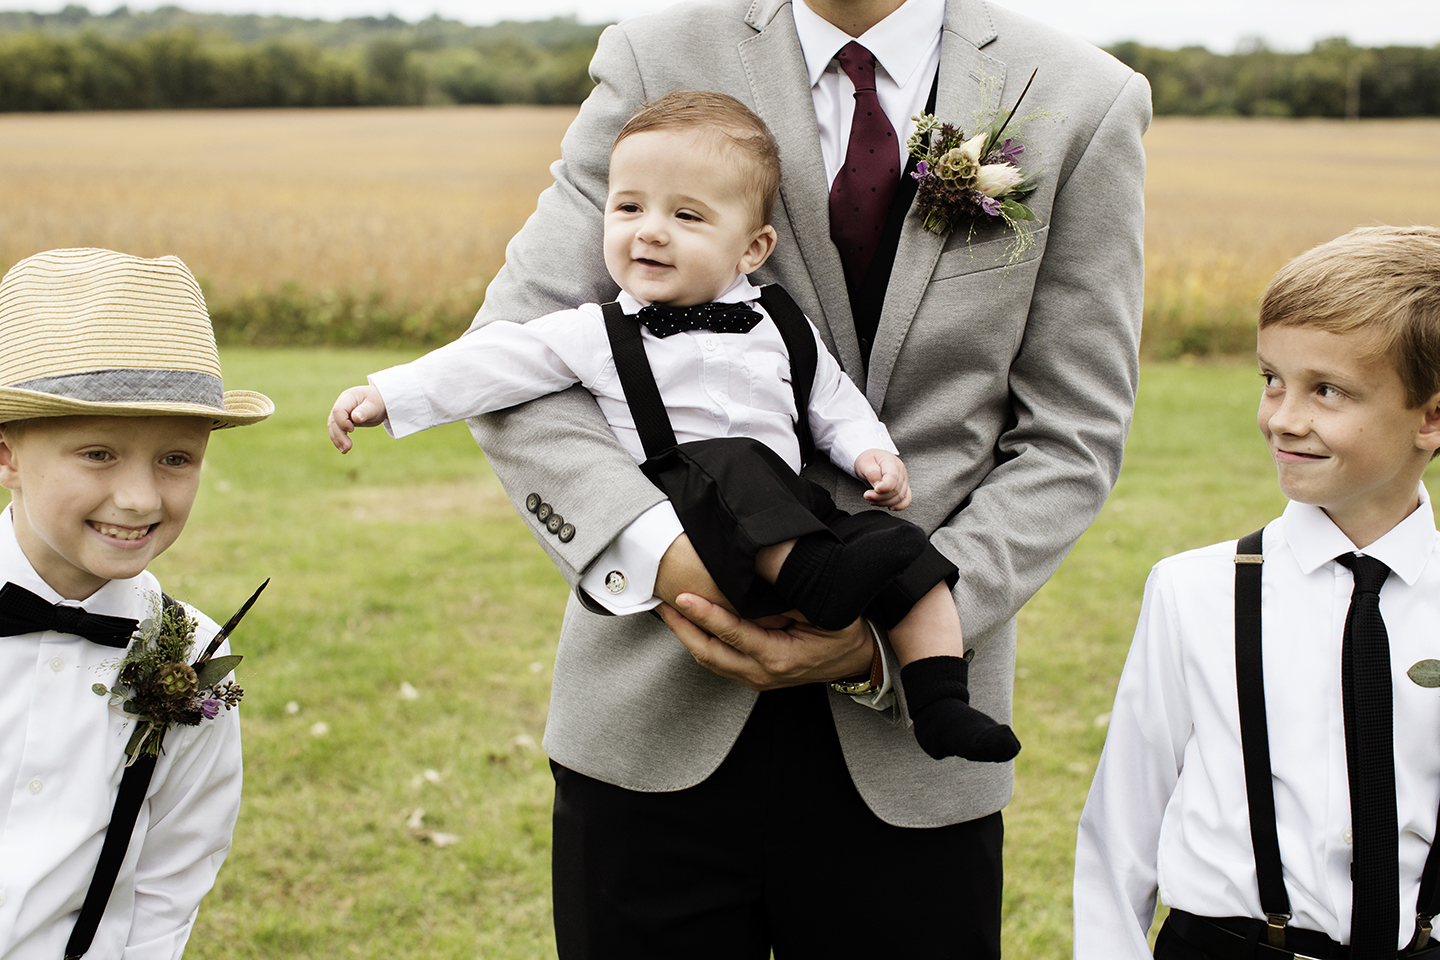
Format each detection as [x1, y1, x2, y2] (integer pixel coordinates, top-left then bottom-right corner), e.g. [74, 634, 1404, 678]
[828, 41, 900, 295]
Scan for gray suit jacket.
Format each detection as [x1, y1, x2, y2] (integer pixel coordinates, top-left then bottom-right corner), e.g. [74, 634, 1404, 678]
[468, 0, 1150, 827]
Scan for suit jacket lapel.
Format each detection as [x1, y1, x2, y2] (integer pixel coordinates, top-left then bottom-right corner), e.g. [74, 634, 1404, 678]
[740, 0, 862, 376]
[867, 0, 1004, 407]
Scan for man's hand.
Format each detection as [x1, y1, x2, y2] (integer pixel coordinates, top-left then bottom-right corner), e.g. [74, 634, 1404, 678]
[328, 385, 388, 453]
[855, 448, 912, 510]
[659, 594, 874, 692]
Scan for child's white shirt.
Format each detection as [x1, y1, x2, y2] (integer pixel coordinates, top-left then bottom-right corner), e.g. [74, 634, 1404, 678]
[0, 507, 242, 960]
[370, 276, 895, 478]
[1073, 489, 1440, 957]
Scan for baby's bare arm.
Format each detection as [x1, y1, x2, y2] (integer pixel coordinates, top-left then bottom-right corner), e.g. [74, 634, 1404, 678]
[855, 448, 912, 510]
[328, 385, 388, 453]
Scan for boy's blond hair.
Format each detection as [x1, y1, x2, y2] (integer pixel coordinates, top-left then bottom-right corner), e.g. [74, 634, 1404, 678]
[1260, 225, 1440, 409]
[614, 90, 781, 229]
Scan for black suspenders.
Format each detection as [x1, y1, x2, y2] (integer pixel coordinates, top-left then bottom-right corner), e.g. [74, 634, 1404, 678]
[1233, 531, 1440, 953]
[600, 284, 820, 466]
[64, 593, 180, 959]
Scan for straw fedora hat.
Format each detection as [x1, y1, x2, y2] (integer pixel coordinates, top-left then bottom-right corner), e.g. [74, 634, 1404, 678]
[0, 248, 272, 428]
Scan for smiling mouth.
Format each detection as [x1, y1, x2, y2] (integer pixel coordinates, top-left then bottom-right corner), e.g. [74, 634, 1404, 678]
[1274, 449, 1327, 462]
[90, 522, 155, 541]
[635, 258, 670, 268]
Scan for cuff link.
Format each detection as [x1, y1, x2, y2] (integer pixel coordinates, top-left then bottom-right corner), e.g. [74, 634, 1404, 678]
[605, 570, 627, 594]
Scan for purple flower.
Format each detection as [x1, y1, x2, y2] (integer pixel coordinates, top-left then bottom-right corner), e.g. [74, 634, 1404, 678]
[201, 699, 221, 720]
[999, 139, 1025, 164]
[911, 159, 930, 180]
[979, 194, 1002, 217]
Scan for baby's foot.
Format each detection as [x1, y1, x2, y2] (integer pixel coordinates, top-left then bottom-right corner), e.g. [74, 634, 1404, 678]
[901, 656, 1021, 762]
[773, 524, 927, 630]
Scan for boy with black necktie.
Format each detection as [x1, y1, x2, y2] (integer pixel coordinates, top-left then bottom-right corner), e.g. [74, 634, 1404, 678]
[1075, 226, 1440, 960]
[0, 248, 272, 959]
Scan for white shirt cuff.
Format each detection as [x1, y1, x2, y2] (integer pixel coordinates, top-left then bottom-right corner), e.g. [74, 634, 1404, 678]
[848, 619, 895, 710]
[578, 502, 685, 615]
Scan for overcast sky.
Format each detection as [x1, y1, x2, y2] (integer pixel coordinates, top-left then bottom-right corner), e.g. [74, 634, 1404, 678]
[2, 0, 1437, 52]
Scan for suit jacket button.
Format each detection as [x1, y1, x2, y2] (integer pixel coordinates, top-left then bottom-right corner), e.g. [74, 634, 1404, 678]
[525, 493, 541, 513]
[558, 523, 576, 543]
[546, 514, 564, 534]
[537, 502, 553, 521]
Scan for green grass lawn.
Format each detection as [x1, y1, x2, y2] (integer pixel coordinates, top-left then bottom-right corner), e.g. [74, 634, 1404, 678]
[129, 350, 1439, 957]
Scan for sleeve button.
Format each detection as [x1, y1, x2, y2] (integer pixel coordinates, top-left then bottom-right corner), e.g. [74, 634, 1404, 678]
[525, 493, 542, 513]
[536, 502, 553, 522]
[558, 523, 576, 543]
[546, 514, 564, 534]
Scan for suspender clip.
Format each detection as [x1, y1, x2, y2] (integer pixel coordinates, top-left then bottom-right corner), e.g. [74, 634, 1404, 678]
[1264, 912, 1290, 948]
[1415, 913, 1434, 950]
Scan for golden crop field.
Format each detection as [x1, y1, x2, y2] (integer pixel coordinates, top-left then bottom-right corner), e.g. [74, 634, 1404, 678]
[1, 108, 1439, 354]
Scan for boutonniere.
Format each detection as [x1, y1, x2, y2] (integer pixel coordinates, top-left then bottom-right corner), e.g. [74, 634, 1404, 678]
[907, 69, 1042, 257]
[94, 580, 268, 762]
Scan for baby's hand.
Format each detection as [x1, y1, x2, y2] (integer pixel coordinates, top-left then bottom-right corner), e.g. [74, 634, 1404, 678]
[855, 448, 912, 510]
[328, 385, 388, 453]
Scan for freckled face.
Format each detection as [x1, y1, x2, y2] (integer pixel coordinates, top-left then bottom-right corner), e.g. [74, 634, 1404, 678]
[0, 416, 210, 600]
[1257, 324, 1437, 542]
[603, 128, 775, 307]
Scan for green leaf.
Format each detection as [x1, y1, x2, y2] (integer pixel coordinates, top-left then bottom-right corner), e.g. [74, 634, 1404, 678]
[92, 683, 109, 696]
[196, 654, 243, 688]
[1409, 659, 1440, 688]
[125, 724, 148, 757]
[1001, 199, 1037, 222]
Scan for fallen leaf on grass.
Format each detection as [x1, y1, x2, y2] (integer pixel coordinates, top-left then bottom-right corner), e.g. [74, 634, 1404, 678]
[406, 806, 460, 847]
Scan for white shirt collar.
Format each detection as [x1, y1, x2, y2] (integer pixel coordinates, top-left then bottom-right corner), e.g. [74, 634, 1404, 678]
[617, 275, 760, 314]
[792, 0, 945, 92]
[1279, 485, 1436, 586]
[1, 504, 147, 614]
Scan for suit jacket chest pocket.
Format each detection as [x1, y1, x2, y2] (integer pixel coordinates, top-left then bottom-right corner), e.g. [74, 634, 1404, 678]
[931, 223, 1049, 281]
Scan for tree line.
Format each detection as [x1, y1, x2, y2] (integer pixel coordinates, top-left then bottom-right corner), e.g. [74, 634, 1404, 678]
[0, 6, 1437, 115]
[0, 8, 603, 110]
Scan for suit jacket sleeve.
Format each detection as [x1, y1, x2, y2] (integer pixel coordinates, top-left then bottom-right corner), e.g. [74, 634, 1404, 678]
[935, 71, 1151, 643]
[464, 25, 663, 585]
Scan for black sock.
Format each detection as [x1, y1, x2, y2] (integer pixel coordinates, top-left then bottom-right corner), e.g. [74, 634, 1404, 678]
[773, 524, 927, 630]
[901, 656, 1021, 762]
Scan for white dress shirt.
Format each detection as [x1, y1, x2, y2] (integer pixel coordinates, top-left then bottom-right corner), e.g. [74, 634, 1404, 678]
[0, 507, 242, 960]
[792, 0, 944, 187]
[370, 276, 896, 613]
[1074, 491, 1440, 957]
[574, 1, 945, 623]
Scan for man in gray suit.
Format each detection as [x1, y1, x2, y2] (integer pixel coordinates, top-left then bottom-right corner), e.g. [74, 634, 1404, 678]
[468, 0, 1150, 954]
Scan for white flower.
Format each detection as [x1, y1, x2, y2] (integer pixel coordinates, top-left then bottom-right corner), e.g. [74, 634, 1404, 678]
[960, 132, 989, 162]
[975, 163, 1024, 198]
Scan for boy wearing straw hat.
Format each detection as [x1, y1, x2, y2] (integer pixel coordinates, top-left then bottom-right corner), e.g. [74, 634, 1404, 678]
[0, 248, 272, 959]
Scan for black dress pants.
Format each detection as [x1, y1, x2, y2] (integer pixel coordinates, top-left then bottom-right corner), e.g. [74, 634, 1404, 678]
[552, 683, 1003, 959]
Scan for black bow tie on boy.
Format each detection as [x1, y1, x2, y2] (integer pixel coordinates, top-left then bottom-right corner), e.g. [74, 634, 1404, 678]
[636, 300, 761, 338]
[0, 582, 138, 648]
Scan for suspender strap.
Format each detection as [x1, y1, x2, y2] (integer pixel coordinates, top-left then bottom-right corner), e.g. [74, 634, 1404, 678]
[65, 593, 180, 959]
[757, 283, 817, 466]
[601, 301, 679, 460]
[1411, 803, 1440, 949]
[1234, 528, 1294, 947]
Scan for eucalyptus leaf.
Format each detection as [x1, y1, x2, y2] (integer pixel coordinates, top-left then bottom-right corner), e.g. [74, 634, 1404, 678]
[92, 683, 109, 696]
[125, 724, 148, 756]
[196, 654, 243, 688]
[1001, 199, 1037, 221]
[1408, 659, 1440, 688]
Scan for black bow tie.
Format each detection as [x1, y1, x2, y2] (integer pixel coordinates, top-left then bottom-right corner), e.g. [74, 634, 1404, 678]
[0, 582, 138, 648]
[636, 300, 761, 338]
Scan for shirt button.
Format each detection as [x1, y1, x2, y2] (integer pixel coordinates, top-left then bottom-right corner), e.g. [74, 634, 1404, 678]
[50, 656, 65, 672]
[28, 778, 43, 794]
[705, 337, 717, 351]
[1343, 827, 1354, 844]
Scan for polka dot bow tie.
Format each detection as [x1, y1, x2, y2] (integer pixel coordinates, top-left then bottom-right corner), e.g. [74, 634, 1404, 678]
[636, 300, 762, 338]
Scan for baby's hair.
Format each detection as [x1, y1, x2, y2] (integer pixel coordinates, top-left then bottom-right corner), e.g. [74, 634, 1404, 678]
[1260, 225, 1440, 409]
[614, 90, 781, 229]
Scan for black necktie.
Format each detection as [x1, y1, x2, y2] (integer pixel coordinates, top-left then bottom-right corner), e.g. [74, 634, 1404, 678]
[636, 301, 761, 339]
[0, 582, 138, 648]
[1335, 553, 1399, 959]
